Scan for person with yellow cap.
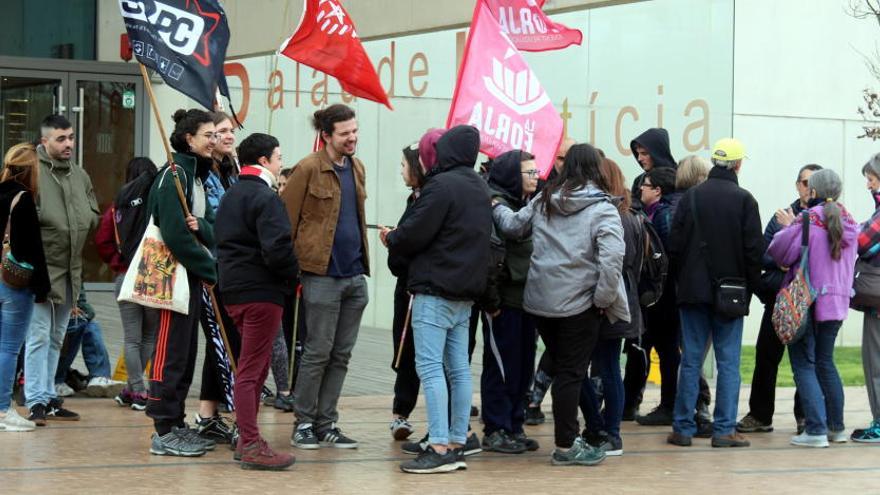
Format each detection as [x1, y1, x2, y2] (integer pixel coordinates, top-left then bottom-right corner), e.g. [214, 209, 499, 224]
[664, 138, 764, 448]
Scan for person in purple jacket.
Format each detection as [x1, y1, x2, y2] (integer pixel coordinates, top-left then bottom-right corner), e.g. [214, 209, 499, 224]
[768, 169, 858, 448]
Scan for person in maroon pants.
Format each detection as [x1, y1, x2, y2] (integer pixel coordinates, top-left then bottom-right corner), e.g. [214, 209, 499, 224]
[215, 132, 298, 470]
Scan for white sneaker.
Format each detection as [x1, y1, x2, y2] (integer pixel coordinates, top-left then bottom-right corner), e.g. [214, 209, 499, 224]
[0, 407, 36, 432]
[85, 376, 126, 398]
[55, 382, 75, 397]
[790, 432, 830, 448]
[827, 430, 848, 443]
[390, 417, 414, 440]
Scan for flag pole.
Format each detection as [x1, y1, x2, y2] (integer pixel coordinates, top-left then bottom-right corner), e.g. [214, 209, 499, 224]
[393, 294, 414, 369]
[138, 63, 191, 217]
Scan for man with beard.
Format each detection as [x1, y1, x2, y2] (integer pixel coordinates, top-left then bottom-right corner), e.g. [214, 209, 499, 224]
[282, 104, 369, 450]
[25, 115, 99, 425]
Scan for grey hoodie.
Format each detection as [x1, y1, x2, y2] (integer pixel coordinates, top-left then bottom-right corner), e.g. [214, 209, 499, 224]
[493, 183, 630, 322]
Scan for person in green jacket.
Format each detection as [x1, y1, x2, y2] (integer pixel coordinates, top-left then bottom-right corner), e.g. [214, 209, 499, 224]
[146, 108, 218, 458]
[479, 150, 539, 455]
[25, 114, 99, 425]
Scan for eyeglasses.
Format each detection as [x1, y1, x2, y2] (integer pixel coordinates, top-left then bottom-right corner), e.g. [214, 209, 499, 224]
[799, 179, 809, 187]
[201, 132, 220, 141]
[521, 170, 539, 177]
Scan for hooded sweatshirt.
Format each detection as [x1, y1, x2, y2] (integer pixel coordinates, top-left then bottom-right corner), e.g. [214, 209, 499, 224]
[629, 128, 677, 207]
[386, 125, 491, 301]
[487, 150, 533, 309]
[493, 183, 630, 322]
[35, 145, 100, 304]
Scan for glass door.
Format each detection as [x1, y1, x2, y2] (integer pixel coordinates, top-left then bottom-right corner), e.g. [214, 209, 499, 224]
[69, 73, 145, 283]
[0, 71, 67, 154]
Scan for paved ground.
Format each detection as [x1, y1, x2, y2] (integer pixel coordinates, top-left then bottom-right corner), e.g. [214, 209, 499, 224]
[2, 291, 875, 494]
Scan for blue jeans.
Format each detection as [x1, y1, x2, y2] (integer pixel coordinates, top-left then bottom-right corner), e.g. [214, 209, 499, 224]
[412, 294, 472, 446]
[580, 338, 624, 441]
[0, 284, 35, 411]
[55, 320, 112, 383]
[788, 319, 844, 435]
[24, 279, 73, 408]
[674, 304, 743, 437]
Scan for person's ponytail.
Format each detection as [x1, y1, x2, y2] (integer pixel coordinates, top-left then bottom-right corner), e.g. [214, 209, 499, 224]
[824, 201, 843, 260]
[807, 169, 844, 260]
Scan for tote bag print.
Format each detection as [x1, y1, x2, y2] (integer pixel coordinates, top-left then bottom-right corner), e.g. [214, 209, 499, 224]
[118, 216, 190, 314]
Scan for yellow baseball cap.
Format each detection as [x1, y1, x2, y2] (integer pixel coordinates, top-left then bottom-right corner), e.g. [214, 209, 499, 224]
[711, 138, 746, 161]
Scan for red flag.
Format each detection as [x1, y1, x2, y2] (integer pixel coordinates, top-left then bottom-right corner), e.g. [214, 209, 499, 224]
[447, 1, 563, 178]
[279, 0, 392, 109]
[483, 0, 582, 52]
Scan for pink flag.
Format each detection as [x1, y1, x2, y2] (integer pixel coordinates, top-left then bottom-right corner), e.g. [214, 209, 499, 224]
[483, 0, 582, 52]
[447, 0, 563, 178]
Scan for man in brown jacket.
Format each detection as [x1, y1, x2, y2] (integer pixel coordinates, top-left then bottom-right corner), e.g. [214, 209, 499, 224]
[281, 104, 369, 450]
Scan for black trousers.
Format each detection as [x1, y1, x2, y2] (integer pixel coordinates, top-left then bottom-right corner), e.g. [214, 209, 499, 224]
[746, 304, 804, 424]
[391, 281, 419, 418]
[537, 307, 601, 448]
[147, 277, 202, 435]
[481, 307, 537, 435]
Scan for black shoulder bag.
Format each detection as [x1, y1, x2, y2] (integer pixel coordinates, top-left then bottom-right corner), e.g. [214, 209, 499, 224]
[690, 191, 749, 318]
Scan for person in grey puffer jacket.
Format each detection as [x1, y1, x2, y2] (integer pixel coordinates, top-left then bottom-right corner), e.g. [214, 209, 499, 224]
[493, 143, 628, 467]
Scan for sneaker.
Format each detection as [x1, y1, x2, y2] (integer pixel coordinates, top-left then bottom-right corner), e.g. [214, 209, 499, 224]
[400, 445, 459, 474]
[0, 407, 36, 432]
[482, 430, 526, 454]
[790, 432, 830, 448]
[240, 439, 296, 471]
[291, 424, 320, 449]
[525, 405, 545, 425]
[470, 405, 479, 418]
[65, 369, 89, 392]
[54, 382, 75, 398]
[178, 426, 217, 451]
[581, 429, 604, 447]
[827, 430, 848, 443]
[464, 431, 482, 456]
[512, 432, 540, 451]
[229, 422, 239, 451]
[851, 420, 880, 443]
[587, 433, 622, 456]
[402, 434, 428, 455]
[114, 389, 134, 407]
[450, 447, 467, 470]
[85, 376, 126, 398]
[712, 433, 750, 448]
[695, 417, 714, 439]
[550, 437, 606, 466]
[28, 404, 47, 427]
[622, 405, 638, 422]
[273, 394, 295, 412]
[390, 417, 414, 441]
[318, 424, 358, 449]
[636, 405, 674, 426]
[150, 427, 207, 457]
[736, 414, 773, 433]
[667, 431, 692, 447]
[262, 392, 275, 406]
[47, 399, 80, 421]
[130, 392, 148, 411]
[194, 414, 234, 444]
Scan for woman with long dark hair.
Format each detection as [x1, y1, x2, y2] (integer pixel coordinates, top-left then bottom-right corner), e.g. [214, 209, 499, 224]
[0, 143, 49, 432]
[493, 143, 628, 466]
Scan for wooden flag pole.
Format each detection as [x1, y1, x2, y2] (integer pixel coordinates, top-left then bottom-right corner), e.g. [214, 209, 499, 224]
[138, 63, 191, 217]
[287, 283, 303, 387]
[393, 294, 414, 369]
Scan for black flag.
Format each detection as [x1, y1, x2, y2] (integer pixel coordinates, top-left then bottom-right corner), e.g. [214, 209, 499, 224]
[119, 0, 232, 110]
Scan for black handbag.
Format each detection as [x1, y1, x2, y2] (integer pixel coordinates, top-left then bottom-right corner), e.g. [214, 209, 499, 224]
[851, 258, 880, 310]
[690, 192, 749, 318]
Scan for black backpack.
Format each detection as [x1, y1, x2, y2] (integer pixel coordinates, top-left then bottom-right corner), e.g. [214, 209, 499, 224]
[113, 171, 155, 266]
[638, 216, 668, 307]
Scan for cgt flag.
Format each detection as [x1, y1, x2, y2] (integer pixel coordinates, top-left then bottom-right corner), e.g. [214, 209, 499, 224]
[119, 0, 232, 110]
[483, 0, 583, 52]
[280, 0, 392, 109]
[447, 0, 563, 178]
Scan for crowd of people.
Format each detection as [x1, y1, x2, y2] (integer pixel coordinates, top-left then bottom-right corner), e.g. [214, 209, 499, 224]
[1, 106, 879, 475]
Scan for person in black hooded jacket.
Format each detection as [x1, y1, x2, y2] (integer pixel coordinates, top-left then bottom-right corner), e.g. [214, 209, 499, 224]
[479, 149, 539, 454]
[629, 128, 677, 210]
[382, 125, 491, 474]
